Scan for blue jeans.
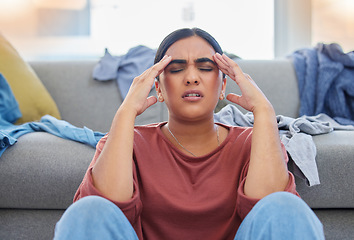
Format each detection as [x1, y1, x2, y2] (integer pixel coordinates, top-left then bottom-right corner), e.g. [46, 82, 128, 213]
[54, 192, 324, 240]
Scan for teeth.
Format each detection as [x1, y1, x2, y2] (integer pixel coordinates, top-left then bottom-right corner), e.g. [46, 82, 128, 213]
[186, 93, 200, 97]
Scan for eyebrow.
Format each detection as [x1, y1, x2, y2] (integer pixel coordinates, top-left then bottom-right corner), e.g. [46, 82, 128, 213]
[167, 59, 187, 66]
[167, 58, 216, 67]
[195, 57, 216, 65]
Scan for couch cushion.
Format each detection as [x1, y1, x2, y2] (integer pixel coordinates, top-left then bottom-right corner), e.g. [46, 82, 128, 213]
[0, 209, 63, 240]
[0, 132, 94, 209]
[313, 209, 354, 240]
[0, 34, 60, 124]
[295, 130, 354, 208]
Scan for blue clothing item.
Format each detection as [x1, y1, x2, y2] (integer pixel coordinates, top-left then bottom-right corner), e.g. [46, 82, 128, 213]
[0, 115, 105, 157]
[290, 43, 354, 125]
[0, 71, 105, 157]
[235, 192, 324, 239]
[53, 193, 324, 240]
[0, 73, 21, 123]
[54, 196, 139, 240]
[93, 46, 157, 99]
[214, 104, 354, 187]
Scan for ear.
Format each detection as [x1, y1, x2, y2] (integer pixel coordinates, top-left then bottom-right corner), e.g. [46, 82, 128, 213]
[155, 80, 164, 102]
[222, 77, 227, 92]
[219, 77, 227, 99]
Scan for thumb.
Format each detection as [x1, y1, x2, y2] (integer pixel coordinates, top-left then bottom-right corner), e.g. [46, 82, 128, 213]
[226, 93, 241, 105]
[138, 96, 157, 116]
[146, 96, 158, 108]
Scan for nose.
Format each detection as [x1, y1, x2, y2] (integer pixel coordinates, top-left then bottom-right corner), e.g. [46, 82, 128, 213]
[186, 79, 199, 85]
[184, 68, 200, 85]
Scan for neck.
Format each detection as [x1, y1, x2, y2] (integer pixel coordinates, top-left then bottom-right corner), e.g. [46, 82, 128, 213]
[164, 116, 220, 157]
[167, 117, 216, 139]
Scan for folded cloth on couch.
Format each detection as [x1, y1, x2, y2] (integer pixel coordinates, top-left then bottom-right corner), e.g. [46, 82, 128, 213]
[214, 104, 354, 187]
[93, 46, 157, 99]
[0, 115, 106, 157]
[290, 43, 354, 125]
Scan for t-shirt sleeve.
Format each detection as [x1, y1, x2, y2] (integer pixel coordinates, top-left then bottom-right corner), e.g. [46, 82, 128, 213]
[236, 143, 300, 220]
[73, 134, 142, 225]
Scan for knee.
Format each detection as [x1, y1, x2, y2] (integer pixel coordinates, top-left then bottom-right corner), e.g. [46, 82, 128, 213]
[260, 192, 306, 213]
[74, 195, 115, 209]
[54, 196, 128, 239]
[60, 196, 124, 228]
[236, 192, 325, 239]
[63, 196, 124, 220]
[256, 192, 324, 233]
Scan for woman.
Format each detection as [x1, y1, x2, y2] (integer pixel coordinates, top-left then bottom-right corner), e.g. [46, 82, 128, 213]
[54, 28, 324, 239]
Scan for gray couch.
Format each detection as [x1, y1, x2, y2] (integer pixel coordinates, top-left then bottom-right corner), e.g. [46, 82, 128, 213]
[0, 59, 353, 240]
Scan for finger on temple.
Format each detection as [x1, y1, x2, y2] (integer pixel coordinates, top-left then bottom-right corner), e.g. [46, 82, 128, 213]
[213, 54, 230, 74]
[221, 54, 245, 77]
[214, 53, 229, 67]
[150, 55, 172, 79]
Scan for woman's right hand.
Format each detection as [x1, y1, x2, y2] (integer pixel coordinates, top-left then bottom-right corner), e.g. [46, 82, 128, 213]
[91, 55, 171, 202]
[122, 55, 172, 116]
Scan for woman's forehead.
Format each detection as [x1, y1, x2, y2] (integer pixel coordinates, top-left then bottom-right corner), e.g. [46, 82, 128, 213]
[165, 36, 216, 58]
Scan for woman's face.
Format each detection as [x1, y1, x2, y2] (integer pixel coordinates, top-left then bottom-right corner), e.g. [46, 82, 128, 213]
[156, 36, 226, 121]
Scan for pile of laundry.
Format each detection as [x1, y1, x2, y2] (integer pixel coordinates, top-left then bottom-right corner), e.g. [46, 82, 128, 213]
[291, 43, 354, 125]
[215, 104, 354, 187]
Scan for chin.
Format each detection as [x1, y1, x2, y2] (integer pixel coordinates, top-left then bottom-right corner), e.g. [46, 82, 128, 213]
[177, 107, 214, 121]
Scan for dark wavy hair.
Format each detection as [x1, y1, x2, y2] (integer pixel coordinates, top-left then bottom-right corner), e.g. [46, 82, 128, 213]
[155, 28, 226, 79]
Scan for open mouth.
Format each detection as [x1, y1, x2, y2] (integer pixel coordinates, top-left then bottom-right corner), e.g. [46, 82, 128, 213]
[182, 90, 203, 101]
[184, 93, 201, 97]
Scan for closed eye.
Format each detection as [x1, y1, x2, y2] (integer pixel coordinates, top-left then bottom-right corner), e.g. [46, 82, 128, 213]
[170, 68, 184, 73]
[199, 68, 213, 72]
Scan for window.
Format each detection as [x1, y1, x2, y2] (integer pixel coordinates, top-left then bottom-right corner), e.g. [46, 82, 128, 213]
[0, 0, 274, 60]
[90, 0, 274, 59]
[312, 0, 354, 53]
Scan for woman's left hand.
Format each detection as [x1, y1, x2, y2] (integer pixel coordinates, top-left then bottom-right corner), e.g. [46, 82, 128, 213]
[213, 53, 272, 114]
[214, 53, 289, 198]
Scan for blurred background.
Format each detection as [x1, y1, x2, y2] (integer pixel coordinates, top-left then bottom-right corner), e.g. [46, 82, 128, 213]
[0, 0, 353, 60]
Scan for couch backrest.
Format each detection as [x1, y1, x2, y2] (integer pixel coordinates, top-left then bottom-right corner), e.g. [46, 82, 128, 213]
[30, 60, 170, 132]
[30, 61, 120, 132]
[229, 59, 300, 118]
[30, 59, 299, 132]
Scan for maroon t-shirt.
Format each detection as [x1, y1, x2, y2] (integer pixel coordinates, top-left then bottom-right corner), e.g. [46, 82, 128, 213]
[74, 122, 298, 240]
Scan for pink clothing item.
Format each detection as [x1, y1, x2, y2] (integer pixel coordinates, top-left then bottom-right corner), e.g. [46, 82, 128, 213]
[74, 122, 298, 240]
